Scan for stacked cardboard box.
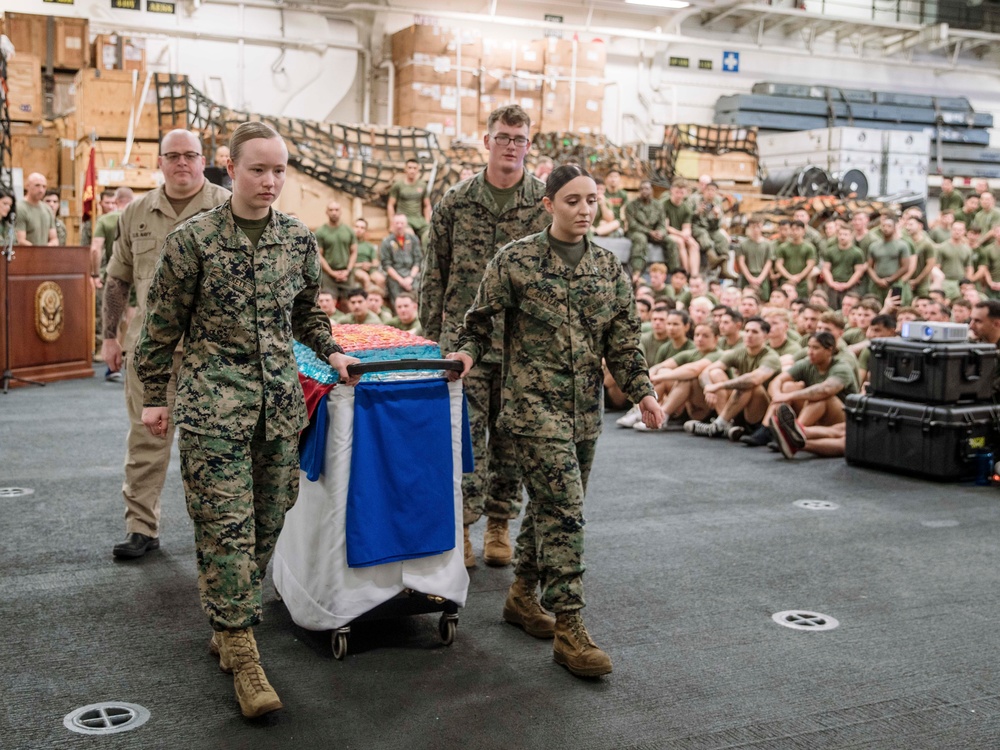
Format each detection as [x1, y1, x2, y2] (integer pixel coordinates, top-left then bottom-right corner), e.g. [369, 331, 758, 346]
[391, 24, 482, 142]
[539, 39, 606, 134]
[479, 39, 545, 131]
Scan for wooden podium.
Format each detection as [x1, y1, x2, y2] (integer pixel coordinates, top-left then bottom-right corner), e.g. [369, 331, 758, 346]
[1, 245, 95, 389]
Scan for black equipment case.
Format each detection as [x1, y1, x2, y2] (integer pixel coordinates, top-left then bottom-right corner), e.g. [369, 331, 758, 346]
[845, 393, 1000, 481]
[868, 338, 997, 404]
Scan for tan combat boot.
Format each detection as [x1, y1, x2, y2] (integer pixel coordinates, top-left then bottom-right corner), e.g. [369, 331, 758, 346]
[463, 525, 475, 568]
[482, 517, 512, 567]
[208, 631, 233, 673]
[502, 578, 555, 638]
[218, 628, 283, 718]
[553, 612, 613, 678]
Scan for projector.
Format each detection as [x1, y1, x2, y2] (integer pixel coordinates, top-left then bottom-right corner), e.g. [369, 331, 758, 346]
[900, 321, 969, 342]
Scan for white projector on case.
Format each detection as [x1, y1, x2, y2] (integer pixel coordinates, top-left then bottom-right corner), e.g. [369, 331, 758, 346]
[900, 321, 969, 342]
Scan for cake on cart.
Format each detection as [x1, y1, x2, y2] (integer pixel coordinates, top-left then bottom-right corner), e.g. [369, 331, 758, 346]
[273, 326, 471, 659]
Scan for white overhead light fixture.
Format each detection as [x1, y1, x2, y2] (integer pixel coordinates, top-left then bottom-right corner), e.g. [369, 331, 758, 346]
[625, 0, 691, 8]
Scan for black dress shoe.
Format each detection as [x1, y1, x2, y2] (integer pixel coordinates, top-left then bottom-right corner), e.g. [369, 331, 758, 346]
[112, 533, 160, 559]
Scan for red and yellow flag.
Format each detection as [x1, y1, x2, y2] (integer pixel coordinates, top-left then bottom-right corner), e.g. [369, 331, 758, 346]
[81, 148, 97, 221]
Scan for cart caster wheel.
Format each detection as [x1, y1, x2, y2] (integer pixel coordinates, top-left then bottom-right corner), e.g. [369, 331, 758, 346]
[332, 631, 348, 660]
[439, 614, 457, 646]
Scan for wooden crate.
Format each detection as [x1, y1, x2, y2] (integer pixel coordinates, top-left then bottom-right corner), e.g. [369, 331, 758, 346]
[74, 69, 162, 141]
[6, 54, 43, 123]
[674, 150, 758, 183]
[11, 122, 59, 187]
[93, 34, 146, 73]
[76, 140, 163, 196]
[0, 13, 89, 70]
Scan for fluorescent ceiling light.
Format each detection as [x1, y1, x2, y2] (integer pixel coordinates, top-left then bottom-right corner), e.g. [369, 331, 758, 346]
[625, 0, 691, 8]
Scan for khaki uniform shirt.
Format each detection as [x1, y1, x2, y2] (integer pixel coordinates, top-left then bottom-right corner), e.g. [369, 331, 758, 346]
[420, 169, 548, 361]
[106, 181, 231, 351]
[135, 201, 340, 441]
[457, 230, 654, 441]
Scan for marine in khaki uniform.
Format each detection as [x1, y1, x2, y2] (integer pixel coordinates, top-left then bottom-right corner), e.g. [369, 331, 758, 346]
[420, 104, 549, 569]
[449, 165, 663, 678]
[102, 130, 231, 559]
[135, 123, 359, 718]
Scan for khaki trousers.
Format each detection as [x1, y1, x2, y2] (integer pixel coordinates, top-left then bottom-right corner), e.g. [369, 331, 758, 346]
[121, 349, 182, 537]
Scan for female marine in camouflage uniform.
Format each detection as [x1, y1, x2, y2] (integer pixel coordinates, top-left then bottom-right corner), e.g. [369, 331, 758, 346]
[449, 165, 663, 678]
[135, 122, 359, 718]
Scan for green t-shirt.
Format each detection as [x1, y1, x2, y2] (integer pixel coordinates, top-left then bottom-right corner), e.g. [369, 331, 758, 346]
[315, 223, 355, 270]
[929, 227, 951, 244]
[94, 211, 121, 272]
[787, 354, 859, 401]
[842, 327, 867, 345]
[718, 335, 744, 351]
[356, 240, 378, 266]
[793, 338, 859, 371]
[737, 238, 773, 276]
[858, 346, 872, 372]
[661, 199, 693, 231]
[907, 235, 937, 277]
[605, 189, 628, 222]
[335, 310, 382, 325]
[820, 244, 865, 283]
[485, 180, 519, 215]
[640, 331, 670, 366]
[386, 317, 423, 335]
[976, 242, 1000, 281]
[971, 207, 1000, 235]
[389, 179, 428, 229]
[940, 190, 965, 213]
[14, 200, 56, 245]
[867, 237, 912, 278]
[654, 337, 695, 365]
[719, 345, 781, 379]
[670, 348, 722, 366]
[936, 240, 972, 280]
[774, 241, 818, 276]
[549, 234, 586, 271]
[771, 337, 802, 357]
[233, 210, 271, 249]
[788, 329, 802, 343]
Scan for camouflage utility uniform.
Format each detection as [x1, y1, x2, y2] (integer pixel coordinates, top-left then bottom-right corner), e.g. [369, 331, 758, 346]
[420, 169, 548, 526]
[624, 198, 666, 276]
[456, 230, 655, 612]
[135, 201, 343, 631]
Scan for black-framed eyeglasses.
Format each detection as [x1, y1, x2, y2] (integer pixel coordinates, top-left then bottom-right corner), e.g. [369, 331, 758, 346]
[491, 134, 530, 147]
[161, 151, 203, 163]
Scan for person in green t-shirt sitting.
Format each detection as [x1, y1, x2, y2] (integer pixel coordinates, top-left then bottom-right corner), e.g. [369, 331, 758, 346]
[386, 291, 423, 335]
[765, 330, 857, 430]
[365, 287, 394, 323]
[334, 287, 382, 325]
[661, 179, 702, 277]
[688, 317, 782, 439]
[316, 290, 338, 321]
[638, 321, 723, 431]
[352, 217, 385, 293]
[603, 169, 629, 225]
[591, 178, 622, 237]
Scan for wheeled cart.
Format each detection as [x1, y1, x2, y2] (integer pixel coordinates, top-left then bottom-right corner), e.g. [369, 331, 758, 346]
[273, 359, 469, 659]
